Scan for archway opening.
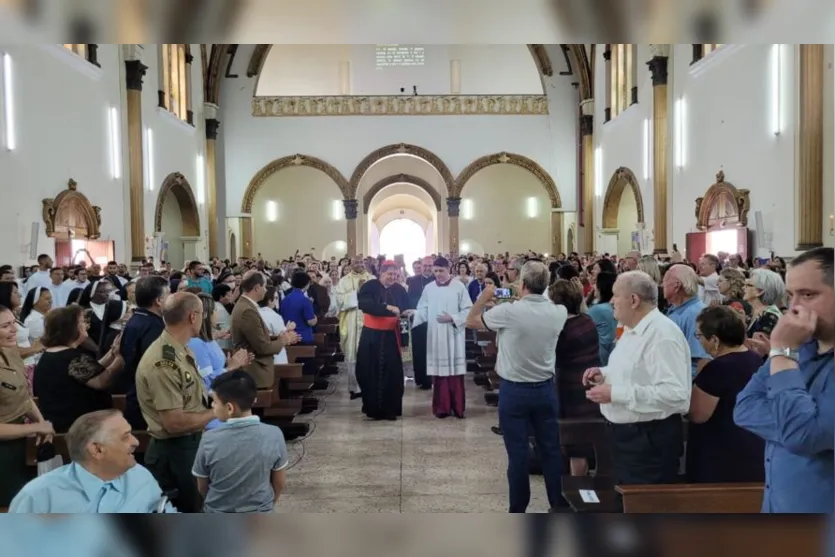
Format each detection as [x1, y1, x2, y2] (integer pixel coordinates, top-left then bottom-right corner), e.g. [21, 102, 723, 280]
[601, 168, 645, 256]
[379, 219, 427, 272]
[155, 173, 201, 268]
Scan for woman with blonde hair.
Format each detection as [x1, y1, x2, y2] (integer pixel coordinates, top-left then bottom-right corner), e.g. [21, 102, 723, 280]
[637, 255, 668, 313]
[718, 267, 750, 321]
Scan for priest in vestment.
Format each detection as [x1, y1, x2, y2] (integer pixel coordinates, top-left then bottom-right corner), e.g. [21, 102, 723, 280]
[335, 256, 375, 399]
[355, 260, 411, 421]
[411, 257, 473, 418]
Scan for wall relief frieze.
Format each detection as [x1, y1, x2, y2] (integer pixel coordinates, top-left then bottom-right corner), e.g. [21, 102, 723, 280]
[251, 95, 550, 117]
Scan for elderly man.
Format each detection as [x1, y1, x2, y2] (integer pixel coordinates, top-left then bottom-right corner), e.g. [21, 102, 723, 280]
[697, 254, 722, 306]
[468, 262, 489, 303]
[10, 410, 176, 513]
[623, 251, 640, 272]
[466, 261, 567, 513]
[734, 247, 834, 513]
[584, 271, 691, 486]
[335, 257, 375, 399]
[662, 264, 711, 376]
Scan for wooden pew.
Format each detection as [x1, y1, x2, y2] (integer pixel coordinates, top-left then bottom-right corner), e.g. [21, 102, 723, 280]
[252, 363, 310, 439]
[616, 483, 764, 513]
[558, 418, 621, 513]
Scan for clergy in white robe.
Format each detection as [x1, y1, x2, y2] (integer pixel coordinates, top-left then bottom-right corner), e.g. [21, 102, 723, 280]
[335, 258, 375, 398]
[411, 257, 473, 418]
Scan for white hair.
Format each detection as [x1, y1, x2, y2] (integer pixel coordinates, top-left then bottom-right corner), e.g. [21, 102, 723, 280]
[669, 265, 700, 297]
[618, 271, 659, 306]
[520, 261, 549, 294]
[750, 268, 786, 306]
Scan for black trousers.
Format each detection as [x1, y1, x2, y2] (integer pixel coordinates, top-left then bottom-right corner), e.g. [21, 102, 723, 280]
[607, 414, 684, 485]
[0, 427, 28, 507]
[145, 433, 203, 513]
[411, 323, 430, 388]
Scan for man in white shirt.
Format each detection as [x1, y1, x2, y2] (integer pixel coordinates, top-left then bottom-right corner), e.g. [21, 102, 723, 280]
[697, 254, 722, 306]
[584, 270, 691, 486]
[24, 254, 53, 295]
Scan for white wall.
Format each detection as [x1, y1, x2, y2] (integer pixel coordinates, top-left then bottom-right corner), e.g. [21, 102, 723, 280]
[255, 44, 542, 96]
[0, 44, 127, 269]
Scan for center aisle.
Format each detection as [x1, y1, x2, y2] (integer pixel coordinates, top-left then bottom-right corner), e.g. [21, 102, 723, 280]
[276, 366, 551, 513]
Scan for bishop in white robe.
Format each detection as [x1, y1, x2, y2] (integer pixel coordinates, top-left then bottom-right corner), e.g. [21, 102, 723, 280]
[411, 257, 473, 418]
[335, 258, 375, 398]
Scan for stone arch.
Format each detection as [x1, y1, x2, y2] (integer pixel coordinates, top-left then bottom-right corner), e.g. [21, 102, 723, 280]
[566, 223, 576, 254]
[349, 143, 454, 200]
[42, 178, 102, 240]
[155, 172, 201, 237]
[695, 170, 750, 231]
[601, 167, 645, 229]
[454, 152, 562, 208]
[362, 173, 442, 214]
[241, 154, 350, 213]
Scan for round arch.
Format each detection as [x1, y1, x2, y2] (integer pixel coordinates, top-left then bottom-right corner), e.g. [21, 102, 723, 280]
[155, 172, 201, 237]
[454, 152, 562, 208]
[240, 154, 350, 213]
[362, 173, 442, 214]
[42, 178, 102, 240]
[601, 167, 645, 229]
[349, 143, 454, 199]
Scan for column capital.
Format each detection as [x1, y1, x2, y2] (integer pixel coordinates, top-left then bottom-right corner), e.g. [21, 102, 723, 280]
[205, 119, 220, 140]
[204, 102, 219, 120]
[446, 197, 461, 217]
[125, 60, 148, 91]
[647, 55, 669, 87]
[648, 44, 671, 59]
[580, 98, 594, 117]
[580, 114, 593, 137]
[343, 199, 358, 220]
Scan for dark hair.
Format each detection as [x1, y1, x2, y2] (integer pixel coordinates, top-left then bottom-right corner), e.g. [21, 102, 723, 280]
[259, 286, 277, 308]
[42, 304, 85, 348]
[185, 286, 203, 295]
[595, 259, 617, 274]
[548, 279, 583, 315]
[432, 256, 450, 269]
[556, 264, 580, 281]
[187, 261, 202, 273]
[240, 271, 265, 293]
[196, 293, 215, 342]
[696, 305, 746, 347]
[790, 247, 834, 287]
[36, 254, 50, 265]
[290, 271, 310, 290]
[20, 286, 49, 323]
[212, 284, 232, 303]
[0, 282, 18, 312]
[595, 272, 617, 304]
[135, 276, 169, 309]
[211, 370, 257, 412]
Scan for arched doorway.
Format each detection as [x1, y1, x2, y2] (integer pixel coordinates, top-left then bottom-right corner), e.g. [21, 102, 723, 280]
[567, 225, 575, 255]
[600, 167, 645, 256]
[155, 172, 201, 269]
[379, 218, 427, 269]
[229, 232, 237, 262]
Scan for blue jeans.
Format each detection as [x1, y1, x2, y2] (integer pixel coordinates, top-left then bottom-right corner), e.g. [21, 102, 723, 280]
[498, 378, 563, 513]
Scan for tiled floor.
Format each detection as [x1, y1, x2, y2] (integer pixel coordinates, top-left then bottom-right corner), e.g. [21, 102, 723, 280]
[276, 367, 551, 513]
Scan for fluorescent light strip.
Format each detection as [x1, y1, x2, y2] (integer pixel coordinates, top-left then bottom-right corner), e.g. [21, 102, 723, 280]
[674, 98, 686, 169]
[526, 197, 538, 218]
[332, 200, 342, 221]
[643, 118, 651, 180]
[3, 53, 15, 150]
[109, 107, 121, 179]
[146, 128, 155, 190]
[196, 154, 205, 204]
[266, 201, 278, 222]
[771, 44, 782, 136]
[594, 147, 603, 197]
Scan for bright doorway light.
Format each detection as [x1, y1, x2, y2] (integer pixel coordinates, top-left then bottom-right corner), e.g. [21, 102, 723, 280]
[771, 44, 782, 136]
[379, 218, 426, 270]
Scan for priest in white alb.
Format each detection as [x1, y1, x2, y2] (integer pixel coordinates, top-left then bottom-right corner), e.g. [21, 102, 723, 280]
[335, 256, 375, 399]
[411, 257, 473, 418]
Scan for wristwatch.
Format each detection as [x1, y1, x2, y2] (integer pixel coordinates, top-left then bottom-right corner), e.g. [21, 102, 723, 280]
[769, 347, 800, 362]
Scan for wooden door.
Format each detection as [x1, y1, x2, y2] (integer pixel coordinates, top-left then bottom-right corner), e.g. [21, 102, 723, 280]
[685, 232, 707, 264]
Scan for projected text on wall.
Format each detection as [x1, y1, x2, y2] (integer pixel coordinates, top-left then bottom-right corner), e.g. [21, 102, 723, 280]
[375, 45, 425, 69]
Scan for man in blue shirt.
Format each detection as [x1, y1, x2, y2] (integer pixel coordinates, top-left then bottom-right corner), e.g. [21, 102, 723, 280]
[10, 410, 176, 513]
[280, 271, 317, 344]
[185, 261, 214, 294]
[662, 264, 711, 376]
[735, 247, 834, 513]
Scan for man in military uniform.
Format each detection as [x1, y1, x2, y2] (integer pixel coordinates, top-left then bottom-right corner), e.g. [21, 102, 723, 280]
[136, 292, 214, 513]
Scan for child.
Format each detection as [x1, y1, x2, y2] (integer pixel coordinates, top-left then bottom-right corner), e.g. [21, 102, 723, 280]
[192, 371, 289, 513]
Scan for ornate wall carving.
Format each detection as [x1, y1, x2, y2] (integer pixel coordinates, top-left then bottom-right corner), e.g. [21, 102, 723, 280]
[601, 167, 645, 229]
[362, 174, 442, 214]
[694, 170, 751, 231]
[251, 95, 549, 117]
[42, 179, 102, 239]
[349, 143, 454, 200]
[453, 152, 562, 208]
[241, 154, 351, 213]
[154, 172, 201, 237]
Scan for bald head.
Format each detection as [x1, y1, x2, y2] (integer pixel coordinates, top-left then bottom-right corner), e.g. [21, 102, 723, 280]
[162, 292, 202, 326]
[616, 271, 658, 306]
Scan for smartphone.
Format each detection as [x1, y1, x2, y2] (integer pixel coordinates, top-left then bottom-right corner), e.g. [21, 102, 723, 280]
[495, 288, 512, 299]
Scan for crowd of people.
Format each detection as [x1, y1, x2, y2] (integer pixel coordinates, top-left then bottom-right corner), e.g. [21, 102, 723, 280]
[0, 243, 831, 514]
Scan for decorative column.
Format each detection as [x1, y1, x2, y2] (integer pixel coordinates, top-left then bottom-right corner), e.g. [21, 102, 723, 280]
[580, 99, 595, 254]
[240, 215, 253, 258]
[797, 44, 824, 250]
[550, 210, 563, 256]
[124, 45, 147, 264]
[343, 199, 358, 257]
[447, 197, 461, 256]
[204, 102, 220, 257]
[647, 44, 670, 255]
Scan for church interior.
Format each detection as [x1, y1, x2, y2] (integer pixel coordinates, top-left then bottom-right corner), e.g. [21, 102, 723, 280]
[0, 2, 833, 531]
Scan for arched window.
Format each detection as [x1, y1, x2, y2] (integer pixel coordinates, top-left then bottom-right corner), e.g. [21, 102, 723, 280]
[62, 44, 99, 67]
[158, 44, 193, 125]
[692, 44, 724, 64]
[604, 44, 637, 122]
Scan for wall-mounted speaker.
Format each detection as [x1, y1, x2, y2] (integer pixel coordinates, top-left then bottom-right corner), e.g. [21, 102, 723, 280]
[28, 222, 39, 260]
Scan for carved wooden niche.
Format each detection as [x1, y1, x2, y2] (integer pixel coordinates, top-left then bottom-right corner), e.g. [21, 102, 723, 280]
[42, 179, 102, 240]
[694, 170, 750, 232]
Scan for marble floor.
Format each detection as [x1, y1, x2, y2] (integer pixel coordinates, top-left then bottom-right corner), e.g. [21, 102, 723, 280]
[276, 366, 551, 513]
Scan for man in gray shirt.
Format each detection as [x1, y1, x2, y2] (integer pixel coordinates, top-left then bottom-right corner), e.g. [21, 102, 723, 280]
[192, 371, 289, 513]
[466, 260, 567, 513]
